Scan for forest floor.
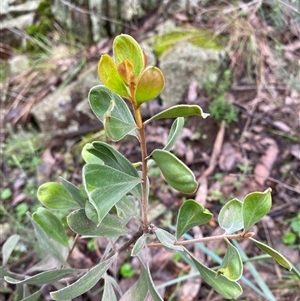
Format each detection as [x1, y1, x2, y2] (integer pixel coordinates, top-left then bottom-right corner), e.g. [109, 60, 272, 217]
[1, 1, 300, 301]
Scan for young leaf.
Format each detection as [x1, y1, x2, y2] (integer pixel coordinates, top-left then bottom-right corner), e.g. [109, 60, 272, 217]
[185, 248, 243, 299]
[81, 143, 104, 165]
[119, 265, 149, 301]
[88, 85, 137, 138]
[218, 198, 243, 234]
[155, 228, 184, 252]
[2, 234, 20, 266]
[60, 177, 87, 208]
[98, 54, 129, 97]
[28, 213, 68, 265]
[67, 209, 129, 237]
[216, 239, 243, 281]
[32, 207, 69, 248]
[5, 269, 81, 285]
[250, 238, 292, 270]
[144, 105, 209, 124]
[87, 141, 142, 198]
[164, 117, 185, 151]
[135, 66, 165, 104]
[83, 164, 141, 224]
[176, 199, 213, 239]
[37, 182, 79, 210]
[243, 188, 272, 231]
[50, 255, 116, 300]
[131, 234, 149, 257]
[151, 150, 198, 194]
[113, 34, 144, 78]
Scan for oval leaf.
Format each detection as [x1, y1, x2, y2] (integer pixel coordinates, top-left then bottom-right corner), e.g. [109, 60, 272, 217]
[33, 208, 69, 248]
[243, 188, 272, 231]
[176, 199, 213, 239]
[67, 209, 129, 237]
[151, 150, 198, 194]
[135, 66, 165, 104]
[82, 143, 104, 165]
[145, 105, 209, 125]
[164, 117, 185, 151]
[218, 198, 243, 234]
[216, 239, 243, 281]
[50, 255, 116, 300]
[186, 248, 243, 299]
[37, 182, 79, 210]
[98, 54, 129, 97]
[155, 228, 183, 252]
[113, 34, 144, 78]
[250, 238, 292, 270]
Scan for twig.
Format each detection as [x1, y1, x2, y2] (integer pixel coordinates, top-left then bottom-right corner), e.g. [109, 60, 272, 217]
[66, 233, 80, 263]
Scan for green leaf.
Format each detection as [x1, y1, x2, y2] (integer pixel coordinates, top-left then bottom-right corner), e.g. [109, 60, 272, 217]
[37, 182, 79, 210]
[5, 269, 80, 285]
[120, 265, 149, 301]
[50, 255, 116, 300]
[151, 150, 198, 194]
[105, 115, 137, 141]
[131, 234, 149, 257]
[60, 177, 87, 208]
[135, 66, 165, 104]
[22, 287, 43, 301]
[83, 164, 141, 224]
[115, 195, 140, 221]
[88, 85, 137, 138]
[103, 274, 118, 301]
[98, 54, 129, 97]
[164, 117, 185, 151]
[32, 207, 69, 248]
[155, 228, 184, 252]
[145, 105, 209, 124]
[216, 239, 243, 281]
[81, 143, 104, 165]
[218, 198, 243, 234]
[143, 262, 164, 301]
[87, 141, 142, 198]
[250, 238, 292, 270]
[176, 199, 213, 239]
[185, 248, 243, 299]
[28, 213, 68, 265]
[243, 188, 272, 231]
[113, 34, 144, 78]
[67, 209, 129, 237]
[2, 234, 20, 266]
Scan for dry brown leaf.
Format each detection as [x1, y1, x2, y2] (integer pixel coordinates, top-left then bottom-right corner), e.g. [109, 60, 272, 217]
[290, 144, 300, 160]
[254, 142, 279, 186]
[218, 142, 236, 171]
[195, 177, 208, 207]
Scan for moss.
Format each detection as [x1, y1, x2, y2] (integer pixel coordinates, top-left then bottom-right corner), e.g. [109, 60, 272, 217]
[153, 27, 223, 57]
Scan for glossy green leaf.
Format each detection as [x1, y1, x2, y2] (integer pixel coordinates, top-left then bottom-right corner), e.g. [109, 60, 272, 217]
[164, 117, 185, 151]
[113, 34, 144, 78]
[151, 150, 198, 194]
[243, 188, 272, 231]
[60, 177, 87, 208]
[176, 199, 213, 239]
[87, 141, 141, 198]
[50, 255, 116, 300]
[28, 213, 68, 265]
[155, 228, 184, 252]
[2, 234, 20, 266]
[89, 85, 137, 138]
[5, 268, 80, 285]
[98, 54, 129, 97]
[37, 182, 79, 210]
[250, 238, 292, 270]
[218, 198, 243, 234]
[81, 143, 104, 165]
[83, 164, 141, 224]
[145, 105, 209, 124]
[186, 248, 243, 299]
[120, 265, 149, 301]
[216, 239, 243, 281]
[67, 209, 129, 237]
[135, 67, 165, 104]
[33, 207, 69, 248]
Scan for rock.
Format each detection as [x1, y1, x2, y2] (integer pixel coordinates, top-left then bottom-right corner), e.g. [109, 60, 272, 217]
[31, 64, 102, 137]
[158, 42, 222, 107]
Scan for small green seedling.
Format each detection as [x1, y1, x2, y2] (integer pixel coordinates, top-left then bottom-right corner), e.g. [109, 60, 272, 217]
[3, 34, 292, 301]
